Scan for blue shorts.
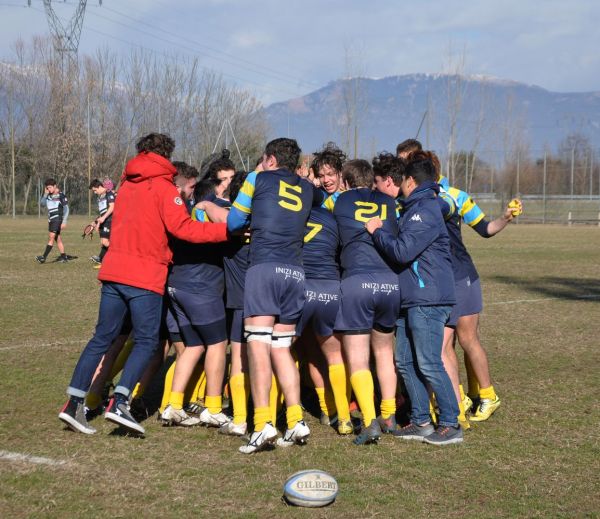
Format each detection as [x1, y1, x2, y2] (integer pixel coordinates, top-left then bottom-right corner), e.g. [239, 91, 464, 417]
[334, 272, 400, 333]
[243, 262, 305, 325]
[167, 286, 227, 347]
[297, 278, 340, 337]
[165, 306, 182, 343]
[446, 276, 483, 327]
[229, 309, 244, 344]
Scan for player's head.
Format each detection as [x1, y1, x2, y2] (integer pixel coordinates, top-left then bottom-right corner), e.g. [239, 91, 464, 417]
[396, 138, 422, 159]
[202, 149, 236, 199]
[262, 138, 301, 172]
[311, 142, 346, 194]
[372, 152, 405, 198]
[411, 150, 442, 181]
[136, 133, 176, 159]
[401, 155, 437, 197]
[44, 178, 58, 194]
[341, 159, 373, 189]
[193, 178, 220, 203]
[229, 171, 249, 202]
[89, 178, 107, 196]
[172, 161, 199, 201]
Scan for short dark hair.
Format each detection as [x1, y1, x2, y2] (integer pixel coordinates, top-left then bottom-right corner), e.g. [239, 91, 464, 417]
[172, 161, 199, 188]
[342, 159, 373, 188]
[311, 142, 346, 175]
[407, 150, 441, 178]
[193, 178, 220, 202]
[206, 157, 235, 182]
[44, 178, 57, 187]
[89, 179, 103, 189]
[396, 139, 422, 157]
[404, 157, 437, 185]
[136, 133, 175, 159]
[264, 138, 301, 171]
[372, 152, 406, 187]
[229, 171, 249, 202]
[200, 149, 233, 180]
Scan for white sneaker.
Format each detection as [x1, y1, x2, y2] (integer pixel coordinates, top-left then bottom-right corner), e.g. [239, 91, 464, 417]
[199, 408, 232, 427]
[238, 422, 278, 454]
[219, 421, 247, 436]
[161, 405, 201, 427]
[276, 420, 310, 447]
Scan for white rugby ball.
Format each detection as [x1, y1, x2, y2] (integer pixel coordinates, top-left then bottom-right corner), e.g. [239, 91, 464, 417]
[283, 469, 338, 507]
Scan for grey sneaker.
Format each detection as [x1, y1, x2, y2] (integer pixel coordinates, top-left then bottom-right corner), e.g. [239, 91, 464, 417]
[423, 425, 464, 445]
[392, 422, 435, 441]
[104, 397, 145, 434]
[59, 398, 97, 434]
[353, 419, 382, 445]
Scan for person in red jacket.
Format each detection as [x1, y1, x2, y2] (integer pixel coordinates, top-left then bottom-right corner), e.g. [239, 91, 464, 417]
[59, 133, 229, 436]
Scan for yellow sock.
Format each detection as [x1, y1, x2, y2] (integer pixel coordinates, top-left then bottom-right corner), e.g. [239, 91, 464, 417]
[286, 404, 303, 430]
[429, 398, 438, 425]
[380, 398, 396, 419]
[465, 356, 480, 399]
[269, 374, 282, 424]
[109, 338, 134, 381]
[190, 365, 206, 402]
[479, 385, 497, 401]
[329, 363, 350, 422]
[131, 382, 144, 399]
[205, 395, 222, 414]
[85, 391, 102, 410]
[254, 406, 271, 432]
[349, 370, 376, 425]
[185, 363, 204, 404]
[458, 399, 466, 422]
[315, 387, 328, 415]
[169, 391, 184, 410]
[160, 360, 176, 413]
[229, 373, 249, 425]
[459, 384, 466, 402]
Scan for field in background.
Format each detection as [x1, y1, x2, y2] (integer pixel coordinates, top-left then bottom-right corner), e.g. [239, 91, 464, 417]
[0, 217, 599, 518]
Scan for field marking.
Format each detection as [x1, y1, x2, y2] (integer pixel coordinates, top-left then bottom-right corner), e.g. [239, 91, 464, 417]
[0, 450, 69, 467]
[0, 339, 86, 351]
[488, 294, 600, 306]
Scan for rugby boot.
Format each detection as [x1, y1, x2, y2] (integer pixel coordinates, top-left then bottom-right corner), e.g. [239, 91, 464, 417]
[239, 422, 278, 454]
[276, 420, 311, 447]
[469, 395, 501, 422]
[353, 419, 381, 445]
[161, 405, 201, 427]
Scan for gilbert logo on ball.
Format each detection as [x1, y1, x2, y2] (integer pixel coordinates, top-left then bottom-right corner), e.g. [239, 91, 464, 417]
[283, 470, 338, 508]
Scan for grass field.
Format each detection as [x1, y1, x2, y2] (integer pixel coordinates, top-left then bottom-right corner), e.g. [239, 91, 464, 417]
[1, 216, 599, 518]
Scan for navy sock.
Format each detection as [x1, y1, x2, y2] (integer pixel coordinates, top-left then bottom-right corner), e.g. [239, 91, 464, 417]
[43, 245, 52, 258]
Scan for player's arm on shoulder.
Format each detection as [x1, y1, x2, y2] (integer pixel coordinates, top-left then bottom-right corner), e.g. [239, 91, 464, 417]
[160, 184, 228, 243]
[373, 207, 439, 265]
[228, 172, 256, 231]
[198, 200, 229, 223]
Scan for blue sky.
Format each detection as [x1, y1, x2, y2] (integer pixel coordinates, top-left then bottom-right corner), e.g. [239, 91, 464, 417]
[1, 0, 598, 104]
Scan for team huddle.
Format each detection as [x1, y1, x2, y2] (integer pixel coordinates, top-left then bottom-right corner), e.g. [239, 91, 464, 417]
[56, 132, 522, 453]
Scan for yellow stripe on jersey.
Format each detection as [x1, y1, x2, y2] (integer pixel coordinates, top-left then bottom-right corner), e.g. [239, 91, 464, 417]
[232, 200, 252, 214]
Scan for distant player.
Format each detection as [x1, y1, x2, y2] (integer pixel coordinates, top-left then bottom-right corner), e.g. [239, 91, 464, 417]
[228, 138, 322, 453]
[89, 178, 116, 266]
[36, 178, 70, 264]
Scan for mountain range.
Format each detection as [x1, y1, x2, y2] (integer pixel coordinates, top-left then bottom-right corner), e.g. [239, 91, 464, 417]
[262, 74, 600, 163]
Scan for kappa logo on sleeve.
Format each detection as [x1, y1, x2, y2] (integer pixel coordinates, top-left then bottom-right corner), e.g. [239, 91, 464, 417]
[410, 213, 422, 222]
[174, 197, 183, 206]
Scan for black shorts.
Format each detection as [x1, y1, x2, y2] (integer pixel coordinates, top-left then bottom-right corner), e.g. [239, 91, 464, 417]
[48, 219, 62, 235]
[99, 219, 112, 239]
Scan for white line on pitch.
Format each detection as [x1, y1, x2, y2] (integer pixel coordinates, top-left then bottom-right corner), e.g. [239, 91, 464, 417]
[0, 450, 69, 467]
[0, 339, 86, 351]
[488, 294, 600, 305]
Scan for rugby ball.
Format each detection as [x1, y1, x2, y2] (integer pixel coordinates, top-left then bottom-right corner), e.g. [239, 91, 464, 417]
[283, 469, 338, 507]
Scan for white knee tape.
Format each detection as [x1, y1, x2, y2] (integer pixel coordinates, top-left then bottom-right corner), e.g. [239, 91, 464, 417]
[244, 325, 273, 345]
[271, 330, 295, 349]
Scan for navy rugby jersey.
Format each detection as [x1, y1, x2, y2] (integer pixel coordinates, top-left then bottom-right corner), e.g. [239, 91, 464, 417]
[332, 188, 399, 277]
[223, 239, 250, 309]
[42, 192, 68, 222]
[303, 206, 340, 281]
[227, 169, 323, 267]
[167, 207, 224, 295]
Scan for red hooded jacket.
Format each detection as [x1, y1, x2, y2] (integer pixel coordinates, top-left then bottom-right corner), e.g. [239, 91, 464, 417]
[98, 152, 228, 294]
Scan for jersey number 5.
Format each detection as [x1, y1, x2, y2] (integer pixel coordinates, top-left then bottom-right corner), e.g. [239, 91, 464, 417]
[279, 181, 303, 212]
[354, 201, 387, 222]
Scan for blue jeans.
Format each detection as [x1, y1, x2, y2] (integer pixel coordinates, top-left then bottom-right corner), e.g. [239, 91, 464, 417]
[395, 305, 459, 427]
[67, 282, 163, 399]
